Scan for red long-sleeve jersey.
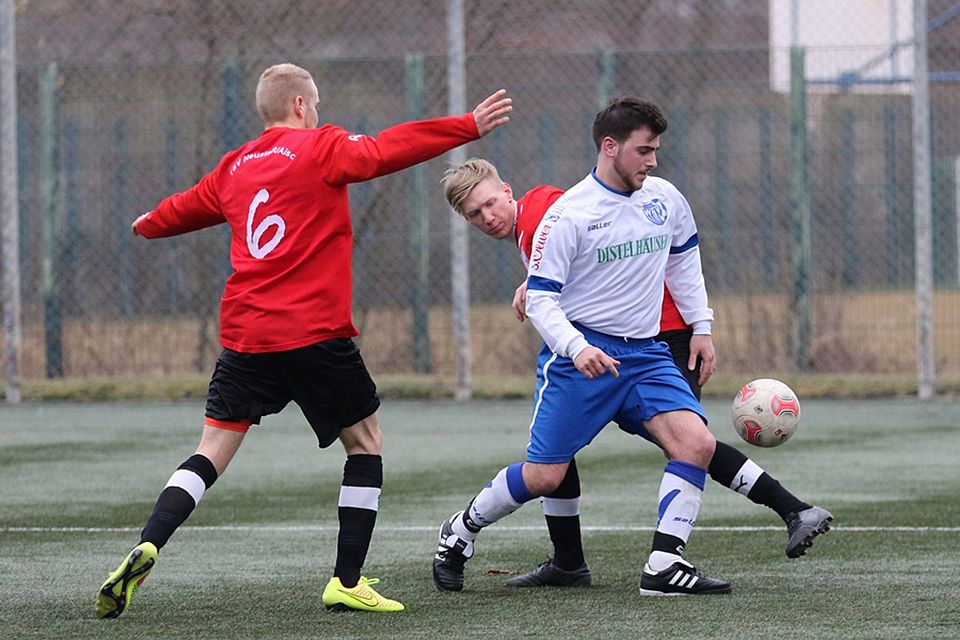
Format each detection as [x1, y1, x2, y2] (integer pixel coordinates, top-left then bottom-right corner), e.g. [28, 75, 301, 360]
[515, 185, 689, 332]
[136, 114, 479, 352]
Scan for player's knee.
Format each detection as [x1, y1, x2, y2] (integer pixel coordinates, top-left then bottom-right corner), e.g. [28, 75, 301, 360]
[681, 425, 715, 468]
[522, 464, 566, 496]
[659, 416, 715, 468]
[339, 414, 383, 455]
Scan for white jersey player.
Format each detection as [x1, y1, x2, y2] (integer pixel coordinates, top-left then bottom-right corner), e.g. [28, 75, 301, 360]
[434, 97, 732, 596]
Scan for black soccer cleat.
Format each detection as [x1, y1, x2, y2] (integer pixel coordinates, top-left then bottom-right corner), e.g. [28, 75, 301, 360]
[432, 512, 474, 592]
[785, 506, 834, 558]
[639, 560, 732, 596]
[504, 558, 592, 588]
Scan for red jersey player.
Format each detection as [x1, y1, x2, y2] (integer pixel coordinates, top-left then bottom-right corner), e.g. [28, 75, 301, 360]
[438, 158, 831, 588]
[96, 64, 512, 618]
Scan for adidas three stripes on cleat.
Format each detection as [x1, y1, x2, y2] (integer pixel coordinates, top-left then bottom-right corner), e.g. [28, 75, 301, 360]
[639, 559, 732, 596]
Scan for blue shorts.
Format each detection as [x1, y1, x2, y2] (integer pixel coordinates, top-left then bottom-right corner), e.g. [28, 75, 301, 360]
[526, 325, 706, 464]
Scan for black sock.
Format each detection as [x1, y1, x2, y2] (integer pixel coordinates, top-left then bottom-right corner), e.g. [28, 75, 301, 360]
[708, 441, 809, 522]
[651, 532, 686, 556]
[543, 458, 585, 571]
[747, 476, 810, 522]
[334, 454, 382, 588]
[140, 454, 218, 550]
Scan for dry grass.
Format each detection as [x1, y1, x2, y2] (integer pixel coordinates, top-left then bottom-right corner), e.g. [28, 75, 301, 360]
[4, 289, 959, 399]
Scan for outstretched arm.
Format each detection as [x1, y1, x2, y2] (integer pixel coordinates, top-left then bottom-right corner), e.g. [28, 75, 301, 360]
[322, 90, 512, 185]
[133, 172, 225, 238]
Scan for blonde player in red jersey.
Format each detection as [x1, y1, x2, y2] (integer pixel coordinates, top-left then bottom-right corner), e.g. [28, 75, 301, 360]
[439, 158, 831, 589]
[95, 64, 512, 618]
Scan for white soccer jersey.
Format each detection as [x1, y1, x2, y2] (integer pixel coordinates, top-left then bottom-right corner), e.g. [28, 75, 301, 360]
[525, 171, 713, 359]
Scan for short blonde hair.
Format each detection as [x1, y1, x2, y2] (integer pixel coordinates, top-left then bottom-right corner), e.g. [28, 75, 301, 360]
[441, 158, 503, 216]
[255, 63, 315, 126]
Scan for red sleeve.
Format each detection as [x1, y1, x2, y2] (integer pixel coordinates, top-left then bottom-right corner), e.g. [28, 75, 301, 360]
[315, 114, 479, 185]
[134, 170, 226, 238]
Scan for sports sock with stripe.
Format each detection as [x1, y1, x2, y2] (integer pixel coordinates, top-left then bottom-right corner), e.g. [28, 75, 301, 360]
[708, 441, 809, 521]
[140, 453, 218, 550]
[540, 457, 585, 571]
[453, 463, 533, 542]
[334, 454, 382, 588]
[647, 460, 705, 572]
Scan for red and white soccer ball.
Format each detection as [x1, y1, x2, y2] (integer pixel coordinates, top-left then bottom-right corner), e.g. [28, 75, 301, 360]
[731, 378, 801, 447]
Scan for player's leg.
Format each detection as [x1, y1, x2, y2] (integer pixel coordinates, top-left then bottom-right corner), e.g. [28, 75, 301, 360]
[709, 444, 832, 557]
[433, 460, 568, 591]
[96, 349, 263, 619]
[659, 329, 833, 557]
[96, 425, 245, 619]
[505, 457, 591, 587]
[640, 409, 731, 595]
[435, 344, 617, 592]
[319, 411, 402, 612]
[623, 341, 730, 595]
[284, 338, 403, 612]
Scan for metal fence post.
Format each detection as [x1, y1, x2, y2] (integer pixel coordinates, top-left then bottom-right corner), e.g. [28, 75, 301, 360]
[955, 155, 960, 287]
[597, 49, 615, 110]
[1, 0, 21, 401]
[405, 52, 432, 374]
[448, 0, 471, 400]
[759, 107, 776, 288]
[714, 108, 734, 290]
[841, 108, 859, 286]
[788, 46, 812, 372]
[40, 62, 63, 378]
[884, 104, 902, 286]
[912, 0, 934, 399]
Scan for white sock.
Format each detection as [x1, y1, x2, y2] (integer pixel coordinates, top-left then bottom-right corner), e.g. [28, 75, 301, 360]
[646, 461, 706, 571]
[453, 465, 530, 541]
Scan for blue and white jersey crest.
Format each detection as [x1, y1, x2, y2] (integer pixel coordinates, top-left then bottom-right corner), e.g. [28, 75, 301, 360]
[642, 198, 668, 225]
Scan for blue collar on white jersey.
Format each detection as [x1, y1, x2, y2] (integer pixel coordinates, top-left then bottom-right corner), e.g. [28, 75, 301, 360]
[590, 167, 634, 197]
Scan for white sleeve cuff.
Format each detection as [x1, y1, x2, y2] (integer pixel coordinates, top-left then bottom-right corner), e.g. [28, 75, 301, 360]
[567, 336, 591, 361]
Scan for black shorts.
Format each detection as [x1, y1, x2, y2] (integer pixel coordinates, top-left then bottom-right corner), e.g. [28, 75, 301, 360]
[654, 328, 702, 400]
[204, 338, 380, 448]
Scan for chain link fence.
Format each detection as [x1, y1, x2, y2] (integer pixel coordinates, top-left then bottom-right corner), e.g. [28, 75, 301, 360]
[2, 0, 959, 392]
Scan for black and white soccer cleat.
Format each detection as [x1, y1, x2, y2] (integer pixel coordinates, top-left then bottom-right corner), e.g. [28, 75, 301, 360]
[639, 559, 732, 596]
[432, 511, 474, 592]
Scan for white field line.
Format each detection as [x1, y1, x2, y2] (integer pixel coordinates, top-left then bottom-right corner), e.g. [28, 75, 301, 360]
[2, 525, 959, 534]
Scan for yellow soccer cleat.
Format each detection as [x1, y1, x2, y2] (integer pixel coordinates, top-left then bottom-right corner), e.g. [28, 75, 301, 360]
[95, 542, 158, 619]
[321, 576, 405, 612]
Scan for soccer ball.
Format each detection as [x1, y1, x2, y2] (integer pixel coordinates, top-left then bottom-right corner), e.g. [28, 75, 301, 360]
[731, 378, 801, 447]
